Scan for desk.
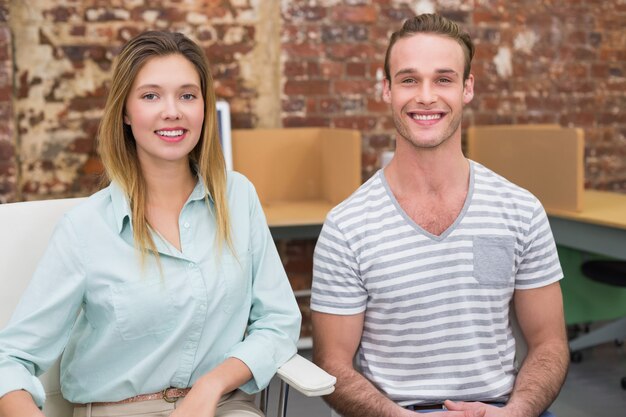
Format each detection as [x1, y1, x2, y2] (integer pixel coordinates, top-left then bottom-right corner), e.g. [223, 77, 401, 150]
[547, 190, 626, 326]
[266, 202, 327, 240]
[265, 202, 328, 350]
[547, 190, 626, 261]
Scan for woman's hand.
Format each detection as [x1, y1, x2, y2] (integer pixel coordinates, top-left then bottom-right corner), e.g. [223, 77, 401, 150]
[169, 379, 220, 417]
[169, 357, 253, 417]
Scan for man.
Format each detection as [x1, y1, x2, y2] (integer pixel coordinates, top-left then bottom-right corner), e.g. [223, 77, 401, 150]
[311, 14, 569, 417]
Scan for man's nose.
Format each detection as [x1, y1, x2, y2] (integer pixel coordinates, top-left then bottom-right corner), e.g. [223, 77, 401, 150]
[414, 83, 437, 105]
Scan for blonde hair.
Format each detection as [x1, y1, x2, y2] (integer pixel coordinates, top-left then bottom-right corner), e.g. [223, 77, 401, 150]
[98, 31, 232, 263]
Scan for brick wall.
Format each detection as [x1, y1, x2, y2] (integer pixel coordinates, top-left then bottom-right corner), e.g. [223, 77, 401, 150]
[1, 0, 624, 202]
[0, 1, 14, 204]
[280, 0, 626, 190]
[4, 0, 280, 201]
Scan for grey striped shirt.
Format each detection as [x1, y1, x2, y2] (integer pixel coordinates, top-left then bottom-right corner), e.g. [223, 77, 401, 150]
[311, 161, 563, 405]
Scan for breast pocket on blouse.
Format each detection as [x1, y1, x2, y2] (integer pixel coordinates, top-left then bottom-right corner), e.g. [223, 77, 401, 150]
[221, 252, 251, 313]
[473, 236, 515, 288]
[110, 279, 177, 340]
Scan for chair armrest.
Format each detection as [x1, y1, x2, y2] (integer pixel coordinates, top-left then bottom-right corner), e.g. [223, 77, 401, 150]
[276, 354, 336, 397]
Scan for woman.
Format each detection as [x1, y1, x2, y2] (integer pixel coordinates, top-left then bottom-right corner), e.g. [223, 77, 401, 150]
[0, 31, 301, 417]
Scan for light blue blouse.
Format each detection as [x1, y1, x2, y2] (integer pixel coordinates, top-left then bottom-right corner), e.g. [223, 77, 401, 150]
[0, 172, 301, 406]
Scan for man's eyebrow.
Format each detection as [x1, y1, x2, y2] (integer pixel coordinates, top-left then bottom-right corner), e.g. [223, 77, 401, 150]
[393, 68, 460, 78]
[393, 68, 418, 78]
[435, 68, 460, 76]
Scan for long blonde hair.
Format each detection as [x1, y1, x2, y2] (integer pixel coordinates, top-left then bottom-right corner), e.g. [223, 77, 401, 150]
[98, 31, 232, 262]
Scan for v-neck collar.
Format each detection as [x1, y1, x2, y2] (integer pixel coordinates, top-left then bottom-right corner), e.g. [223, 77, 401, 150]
[379, 160, 475, 241]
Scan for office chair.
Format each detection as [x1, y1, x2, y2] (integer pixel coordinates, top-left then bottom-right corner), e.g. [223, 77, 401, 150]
[0, 198, 336, 417]
[569, 260, 626, 389]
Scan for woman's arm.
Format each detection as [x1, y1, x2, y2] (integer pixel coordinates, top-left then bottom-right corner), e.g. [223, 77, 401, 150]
[222, 179, 301, 393]
[0, 215, 86, 409]
[0, 390, 45, 417]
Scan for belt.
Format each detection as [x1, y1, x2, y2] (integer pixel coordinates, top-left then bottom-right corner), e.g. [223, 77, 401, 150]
[406, 401, 504, 411]
[76, 387, 192, 407]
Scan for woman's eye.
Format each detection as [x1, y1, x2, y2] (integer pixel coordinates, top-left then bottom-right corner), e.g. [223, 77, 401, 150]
[142, 93, 158, 100]
[181, 93, 196, 100]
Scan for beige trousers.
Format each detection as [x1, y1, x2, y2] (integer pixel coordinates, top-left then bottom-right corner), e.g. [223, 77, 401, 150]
[73, 390, 264, 417]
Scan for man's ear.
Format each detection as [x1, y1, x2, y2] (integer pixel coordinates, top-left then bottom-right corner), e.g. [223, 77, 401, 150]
[463, 74, 474, 104]
[382, 79, 392, 104]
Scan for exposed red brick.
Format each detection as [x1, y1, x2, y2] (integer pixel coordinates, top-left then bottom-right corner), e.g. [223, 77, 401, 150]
[334, 116, 377, 130]
[282, 98, 306, 112]
[0, 140, 14, 160]
[282, 43, 324, 59]
[346, 62, 367, 77]
[367, 98, 389, 113]
[283, 116, 330, 127]
[367, 133, 392, 149]
[206, 43, 254, 63]
[334, 79, 374, 95]
[331, 6, 377, 23]
[320, 62, 343, 78]
[81, 156, 104, 176]
[283, 6, 327, 22]
[327, 43, 376, 60]
[284, 80, 330, 95]
[319, 98, 340, 114]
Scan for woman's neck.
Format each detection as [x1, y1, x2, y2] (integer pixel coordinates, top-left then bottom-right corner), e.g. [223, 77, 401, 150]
[141, 160, 197, 210]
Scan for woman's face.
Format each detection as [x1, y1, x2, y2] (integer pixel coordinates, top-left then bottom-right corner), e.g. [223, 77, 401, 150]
[124, 54, 205, 171]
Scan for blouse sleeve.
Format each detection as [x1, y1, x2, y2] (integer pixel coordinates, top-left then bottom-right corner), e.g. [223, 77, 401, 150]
[224, 181, 301, 393]
[0, 215, 86, 407]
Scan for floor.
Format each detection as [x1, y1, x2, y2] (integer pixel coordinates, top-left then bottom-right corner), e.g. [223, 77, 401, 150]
[263, 341, 626, 416]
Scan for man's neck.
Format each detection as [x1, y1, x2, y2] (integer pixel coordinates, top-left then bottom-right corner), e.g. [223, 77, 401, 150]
[385, 137, 469, 198]
[384, 137, 471, 236]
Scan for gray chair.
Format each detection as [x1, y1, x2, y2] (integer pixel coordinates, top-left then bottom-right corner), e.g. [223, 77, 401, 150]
[0, 197, 335, 417]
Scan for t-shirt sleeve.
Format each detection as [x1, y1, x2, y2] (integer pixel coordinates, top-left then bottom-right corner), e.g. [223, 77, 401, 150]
[311, 215, 367, 315]
[515, 201, 563, 289]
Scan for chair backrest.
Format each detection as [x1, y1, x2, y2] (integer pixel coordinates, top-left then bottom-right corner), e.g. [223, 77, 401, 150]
[0, 198, 86, 416]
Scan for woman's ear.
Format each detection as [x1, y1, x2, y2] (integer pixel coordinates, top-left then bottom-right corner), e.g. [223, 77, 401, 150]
[123, 114, 131, 125]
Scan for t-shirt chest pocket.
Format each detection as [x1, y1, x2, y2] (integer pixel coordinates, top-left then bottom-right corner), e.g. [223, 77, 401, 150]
[111, 279, 177, 340]
[472, 236, 515, 288]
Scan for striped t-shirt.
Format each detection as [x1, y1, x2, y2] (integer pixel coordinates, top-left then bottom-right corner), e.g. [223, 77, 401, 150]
[311, 160, 563, 406]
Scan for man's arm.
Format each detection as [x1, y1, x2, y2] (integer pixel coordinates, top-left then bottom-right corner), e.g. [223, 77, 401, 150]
[505, 282, 569, 415]
[312, 311, 409, 417]
[446, 282, 569, 417]
[312, 311, 483, 417]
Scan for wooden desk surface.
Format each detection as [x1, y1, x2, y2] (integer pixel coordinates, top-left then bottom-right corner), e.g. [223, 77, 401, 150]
[547, 190, 626, 230]
[264, 200, 331, 227]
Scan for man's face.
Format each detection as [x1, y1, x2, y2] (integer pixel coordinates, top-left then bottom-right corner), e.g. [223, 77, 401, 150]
[383, 33, 474, 150]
